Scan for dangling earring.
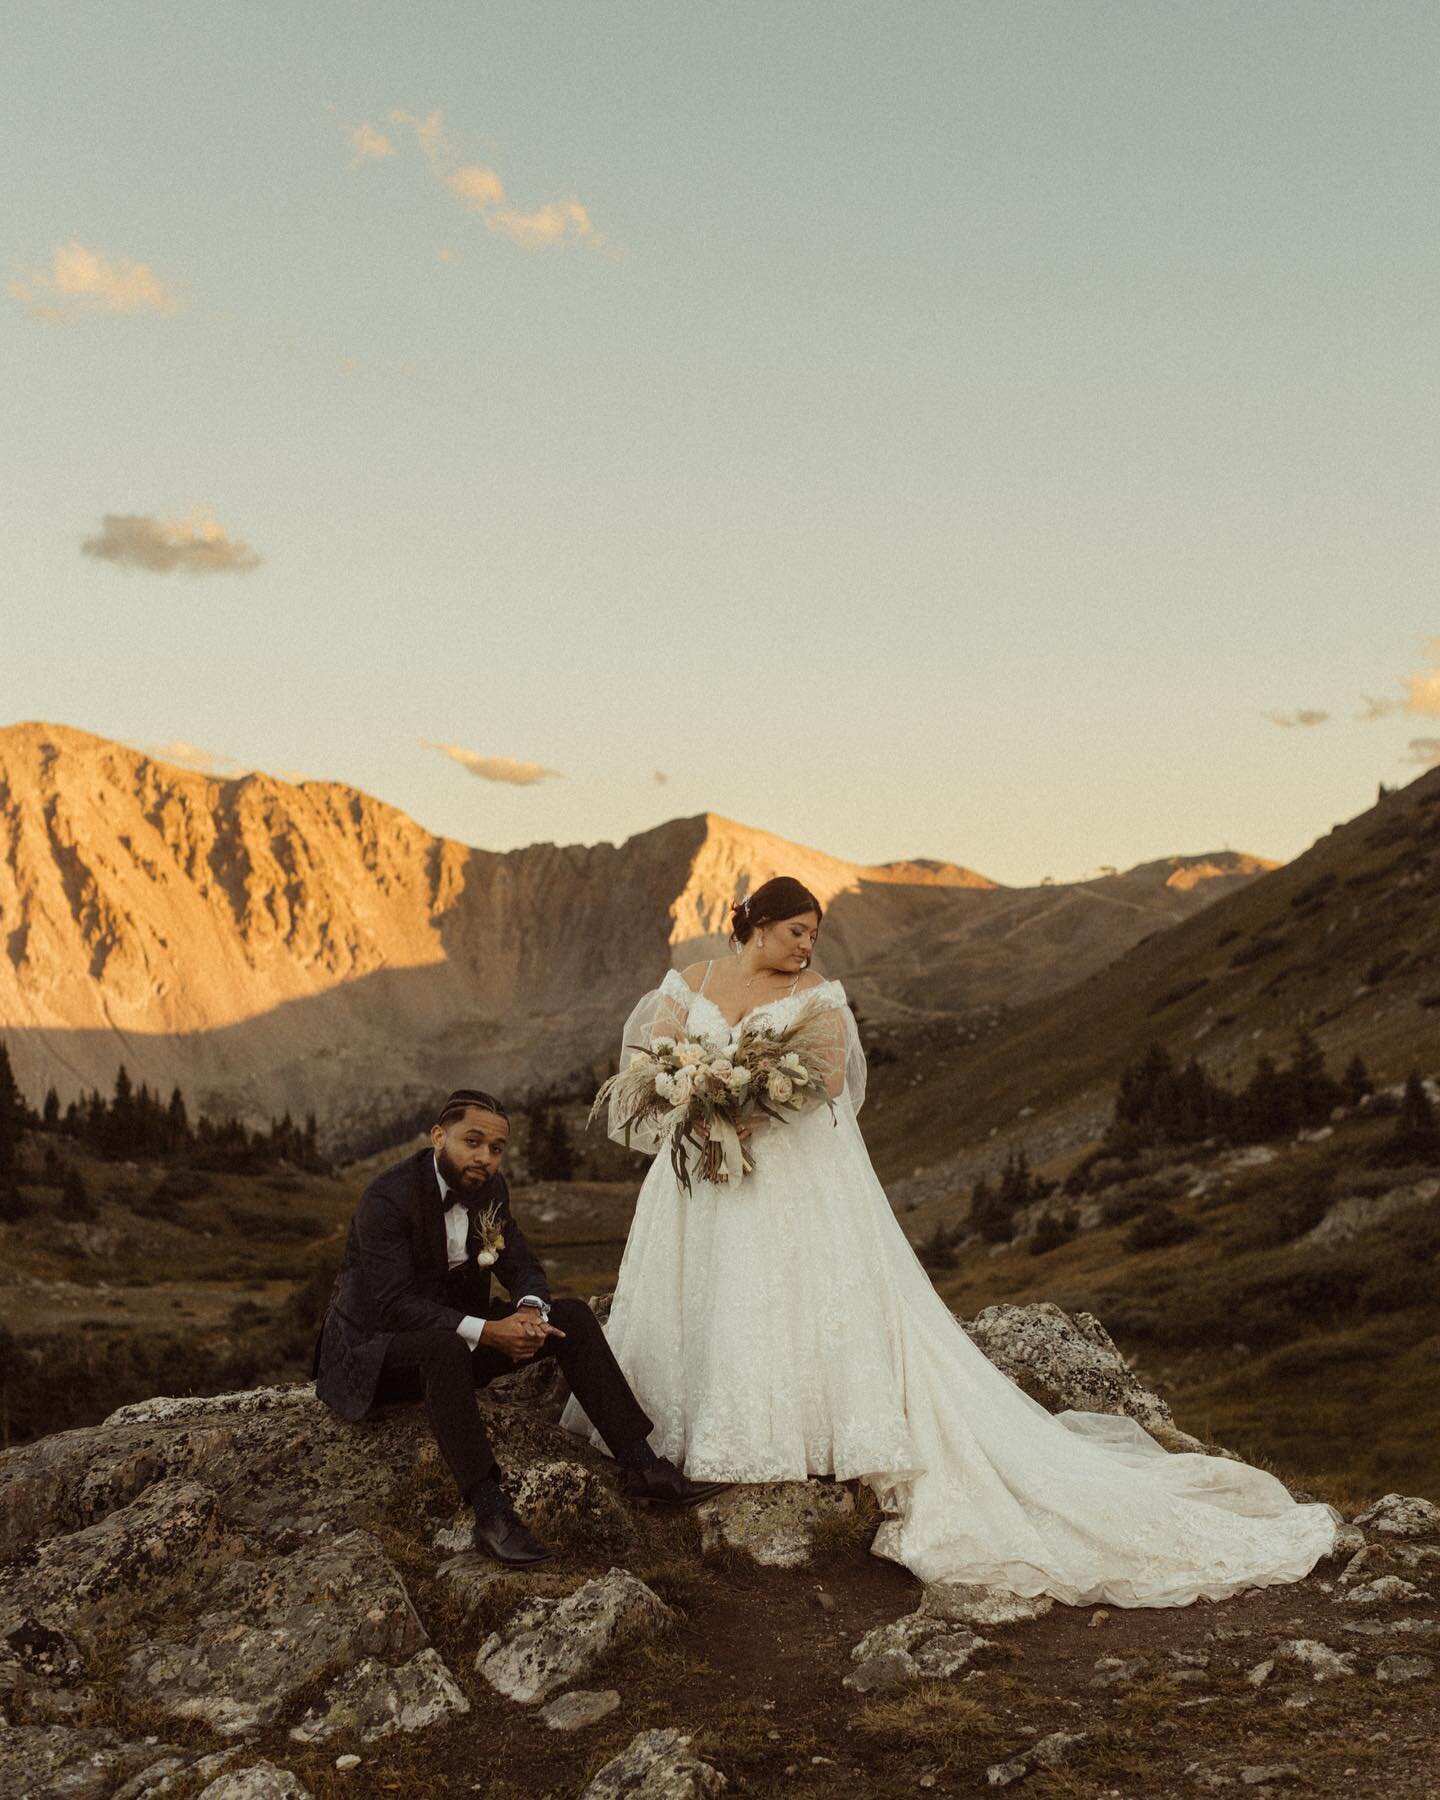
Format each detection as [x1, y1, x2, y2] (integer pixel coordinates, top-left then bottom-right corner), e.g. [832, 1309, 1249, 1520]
[756, 931, 765, 950]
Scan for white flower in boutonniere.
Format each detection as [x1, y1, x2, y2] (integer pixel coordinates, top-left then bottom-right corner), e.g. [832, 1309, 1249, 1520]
[474, 1201, 506, 1268]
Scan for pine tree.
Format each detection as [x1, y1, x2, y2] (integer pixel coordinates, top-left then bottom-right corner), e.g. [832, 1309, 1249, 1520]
[60, 1166, 98, 1222]
[1341, 1054, 1374, 1107]
[968, 1174, 1012, 1244]
[1392, 1069, 1439, 1158]
[1287, 1025, 1341, 1127]
[42, 1087, 60, 1131]
[167, 1087, 190, 1151]
[0, 1040, 22, 1175]
[997, 1145, 1033, 1213]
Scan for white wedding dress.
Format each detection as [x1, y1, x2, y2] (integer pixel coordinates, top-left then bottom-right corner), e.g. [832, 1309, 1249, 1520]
[561, 969, 1340, 1606]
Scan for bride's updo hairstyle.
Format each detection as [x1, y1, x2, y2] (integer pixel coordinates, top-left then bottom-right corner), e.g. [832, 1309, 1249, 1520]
[730, 876, 823, 947]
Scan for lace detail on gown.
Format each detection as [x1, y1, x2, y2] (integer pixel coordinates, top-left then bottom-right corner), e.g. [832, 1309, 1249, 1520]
[561, 972, 1339, 1607]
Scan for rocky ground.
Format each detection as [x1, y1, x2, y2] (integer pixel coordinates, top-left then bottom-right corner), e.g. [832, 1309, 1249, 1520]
[1, 1304, 1437, 1800]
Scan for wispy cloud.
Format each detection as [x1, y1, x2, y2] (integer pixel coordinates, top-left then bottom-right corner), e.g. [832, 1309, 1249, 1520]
[1403, 738, 1440, 767]
[8, 241, 182, 321]
[82, 508, 261, 574]
[1263, 708, 1329, 728]
[1355, 639, 1440, 723]
[349, 121, 395, 164]
[422, 740, 563, 786]
[383, 107, 599, 251]
[141, 740, 239, 775]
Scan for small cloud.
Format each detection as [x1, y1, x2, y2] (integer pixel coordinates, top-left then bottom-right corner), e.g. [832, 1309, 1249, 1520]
[1403, 737, 1440, 767]
[653, 770, 669, 786]
[1263, 708, 1329, 728]
[81, 508, 261, 574]
[8, 241, 182, 321]
[1357, 694, 1401, 721]
[349, 121, 395, 164]
[437, 246, 454, 262]
[386, 106, 599, 252]
[142, 740, 238, 775]
[422, 740, 563, 786]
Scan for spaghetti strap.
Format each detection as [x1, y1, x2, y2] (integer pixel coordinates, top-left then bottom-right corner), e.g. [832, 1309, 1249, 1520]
[786, 970, 803, 996]
[700, 960, 714, 995]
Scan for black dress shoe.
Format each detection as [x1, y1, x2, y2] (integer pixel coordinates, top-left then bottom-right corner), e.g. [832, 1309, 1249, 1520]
[472, 1506, 554, 1566]
[620, 1457, 730, 1509]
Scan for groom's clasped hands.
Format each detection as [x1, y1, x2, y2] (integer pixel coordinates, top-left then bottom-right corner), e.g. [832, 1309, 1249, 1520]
[487, 1303, 566, 1363]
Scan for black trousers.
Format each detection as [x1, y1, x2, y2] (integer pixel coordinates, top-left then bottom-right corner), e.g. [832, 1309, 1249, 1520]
[375, 1297, 653, 1503]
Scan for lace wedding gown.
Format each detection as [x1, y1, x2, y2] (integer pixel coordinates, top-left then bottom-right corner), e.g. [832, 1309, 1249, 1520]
[560, 969, 1340, 1605]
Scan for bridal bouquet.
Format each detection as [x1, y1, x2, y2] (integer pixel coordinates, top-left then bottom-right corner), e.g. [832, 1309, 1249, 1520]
[589, 997, 838, 1194]
[589, 1034, 755, 1194]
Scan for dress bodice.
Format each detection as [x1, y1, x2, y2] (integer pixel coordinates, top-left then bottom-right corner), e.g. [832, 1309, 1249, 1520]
[658, 967, 848, 1044]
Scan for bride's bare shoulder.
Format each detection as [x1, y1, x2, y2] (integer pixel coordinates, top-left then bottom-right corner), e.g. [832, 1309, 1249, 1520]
[794, 971, 827, 994]
[678, 961, 710, 992]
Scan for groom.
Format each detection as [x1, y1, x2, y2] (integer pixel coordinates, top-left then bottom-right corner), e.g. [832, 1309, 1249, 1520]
[314, 1087, 723, 1564]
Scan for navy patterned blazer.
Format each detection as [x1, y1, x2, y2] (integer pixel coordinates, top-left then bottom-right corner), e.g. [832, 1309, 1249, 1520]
[313, 1145, 550, 1422]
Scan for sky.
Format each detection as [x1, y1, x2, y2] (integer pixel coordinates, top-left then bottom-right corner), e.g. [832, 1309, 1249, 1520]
[3, 1, 1437, 887]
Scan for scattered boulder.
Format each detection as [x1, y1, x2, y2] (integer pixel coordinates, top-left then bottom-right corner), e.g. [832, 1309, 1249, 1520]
[1301, 1177, 1439, 1247]
[961, 1303, 1215, 1453]
[113, 1750, 240, 1798]
[696, 1481, 854, 1568]
[1237, 1766, 1299, 1787]
[845, 1611, 991, 1692]
[1272, 1638, 1357, 1681]
[1375, 1654, 1434, 1683]
[985, 1729, 1088, 1787]
[288, 1648, 470, 1744]
[580, 1727, 725, 1798]
[1089, 1654, 1150, 1690]
[508, 1459, 637, 1551]
[920, 1582, 1053, 1629]
[540, 1688, 622, 1731]
[197, 1763, 312, 1799]
[121, 1529, 427, 1737]
[1336, 1575, 1429, 1608]
[476, 1568, 674, 1705]
[1352, 1494, 1440, 1539]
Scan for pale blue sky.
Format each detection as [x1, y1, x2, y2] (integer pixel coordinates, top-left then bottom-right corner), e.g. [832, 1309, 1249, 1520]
[4, 1, 1437, 885]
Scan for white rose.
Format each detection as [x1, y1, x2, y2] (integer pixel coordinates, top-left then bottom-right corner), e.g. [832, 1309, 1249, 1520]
[675, 1043, 706, 1067]
[671, 1069, 695, 1104]
[781, 1052, 804, 1072]
[791, 1066, 811, 1087]
[727, 1067, 752, 1093]
[768, 1072, 794, 1104]
[706, 1057, 734, 1078]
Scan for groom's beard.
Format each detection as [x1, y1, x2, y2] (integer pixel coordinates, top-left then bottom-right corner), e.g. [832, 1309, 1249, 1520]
[436, 1144, 493, 1193]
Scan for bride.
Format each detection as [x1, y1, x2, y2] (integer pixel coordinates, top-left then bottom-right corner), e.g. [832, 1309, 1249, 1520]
[561, 876, 1340, 1605]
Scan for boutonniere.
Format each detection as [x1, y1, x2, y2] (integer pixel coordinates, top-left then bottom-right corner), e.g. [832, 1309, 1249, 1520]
[473, 1201, 506, 1268]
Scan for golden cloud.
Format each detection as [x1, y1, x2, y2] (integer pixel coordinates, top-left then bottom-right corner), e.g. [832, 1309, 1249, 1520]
[142, 741, 240, 775]
[8, 241, 182, 320]
[386, 107, 597, 251]
[422, 741, 563, 786]
[82, 508, 261, 574]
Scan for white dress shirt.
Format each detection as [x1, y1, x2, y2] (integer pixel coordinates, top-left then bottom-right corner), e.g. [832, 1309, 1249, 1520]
[433, 1155, 544, 1350]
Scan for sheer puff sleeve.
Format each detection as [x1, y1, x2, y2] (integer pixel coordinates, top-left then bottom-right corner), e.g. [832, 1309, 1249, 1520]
[605, 969, 696, 1152]
[791, 978, 868, 1114]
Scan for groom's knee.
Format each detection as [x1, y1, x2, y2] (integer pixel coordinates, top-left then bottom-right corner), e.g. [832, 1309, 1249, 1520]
[549, 1297, 597, 1340]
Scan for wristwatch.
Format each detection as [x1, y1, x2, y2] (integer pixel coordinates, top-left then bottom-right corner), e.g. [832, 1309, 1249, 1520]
[518, 1295, 551, 1324]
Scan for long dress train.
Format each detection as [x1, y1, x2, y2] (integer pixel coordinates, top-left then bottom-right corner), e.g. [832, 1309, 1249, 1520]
[560, 970, 1339, 1605]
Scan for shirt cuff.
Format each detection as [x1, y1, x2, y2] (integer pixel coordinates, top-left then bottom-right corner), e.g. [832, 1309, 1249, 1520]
[456, 1315, 485, 1350]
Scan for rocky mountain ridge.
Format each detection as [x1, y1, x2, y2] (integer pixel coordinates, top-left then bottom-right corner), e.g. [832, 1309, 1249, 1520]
[0, 721, 1267, 1140]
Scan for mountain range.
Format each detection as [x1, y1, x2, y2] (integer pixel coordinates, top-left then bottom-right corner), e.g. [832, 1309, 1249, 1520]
[0, 721, 1269, 1138]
